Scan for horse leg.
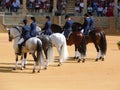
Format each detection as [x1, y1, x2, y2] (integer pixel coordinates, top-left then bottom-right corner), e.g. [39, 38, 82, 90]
[44, 49, 49, 69]
[21, 53, 27, 70]
[57, 47, 62, 66]
[78, 51, 82, 63]
[94, 43, 100, 61]
[13, 54, 19, 70]
[74, 45, 79, 59]
[32, 53, 37, 73]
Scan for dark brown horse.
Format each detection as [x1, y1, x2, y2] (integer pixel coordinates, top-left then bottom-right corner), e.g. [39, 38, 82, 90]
[73, 22, 107, 61]
[51, 24, 86, 63]
[51, 23, 107, 62]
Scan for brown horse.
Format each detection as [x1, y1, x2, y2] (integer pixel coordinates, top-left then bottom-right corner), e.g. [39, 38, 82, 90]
[72, 22, 107, 61]
[51, 23, 107, 62]
[51, 24, 86, 63]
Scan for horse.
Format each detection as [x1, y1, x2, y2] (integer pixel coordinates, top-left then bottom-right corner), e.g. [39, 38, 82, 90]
[72, 22, 107, 61]
[50, 33, 69, 66]
[51, 24, 86, 63]
[7, 26, 44, 73]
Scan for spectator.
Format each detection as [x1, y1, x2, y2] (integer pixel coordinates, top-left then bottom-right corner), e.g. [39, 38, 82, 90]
[97, 4, 104, 16]
[11, 0, 20, 12]
[87, 4, 93, 14]
[34, 0, 41, 13]
[92, 0, 98, 13]
[79, 0, 84, 13]
[75, 0, 80, 13]
[6, 0, 14, 12]
[60, 0, 67, 13]
[27, 0, 34, 13]
[106, 6, 114, 17]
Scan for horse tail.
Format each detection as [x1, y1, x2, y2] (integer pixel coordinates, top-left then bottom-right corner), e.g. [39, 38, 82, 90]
[37, 40, 44, 66]
[47, 45, 54, 64]
[100, 31, 107, 56]
[61, 36, 69, 61]
[78, 36, 86, 57]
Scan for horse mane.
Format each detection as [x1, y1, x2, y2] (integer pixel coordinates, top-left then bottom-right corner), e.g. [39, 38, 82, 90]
[51, 24, 63, 33]
[72, 22, 83, 32]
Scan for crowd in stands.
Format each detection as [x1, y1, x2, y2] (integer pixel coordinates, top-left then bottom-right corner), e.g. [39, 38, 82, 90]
[0, 0, 21, 13]
[27, 0, 53, 13]
[75, 0, 117, 17]
[0, 0, 120, 17]
[57, 0, 68, 13]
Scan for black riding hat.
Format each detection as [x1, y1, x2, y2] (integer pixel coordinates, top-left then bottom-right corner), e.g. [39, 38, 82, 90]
[31, 17, 36, 22]
[23, 19, 27, 24]
[46, 16, 50, 20]
[65, 15, 70, 19]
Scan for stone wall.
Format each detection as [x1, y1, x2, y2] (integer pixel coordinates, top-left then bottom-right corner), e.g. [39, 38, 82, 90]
[0, 15, 120, 35]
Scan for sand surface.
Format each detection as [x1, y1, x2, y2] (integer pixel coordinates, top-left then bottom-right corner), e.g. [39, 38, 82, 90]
[0, 33, 120, 90]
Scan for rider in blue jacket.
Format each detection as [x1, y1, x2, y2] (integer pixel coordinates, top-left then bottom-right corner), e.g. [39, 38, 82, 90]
[30, 17, 37, 37]
[17, 19, 31, 55]
[82, 13, 91, 35]
[42, 16, 52, 35]
[88, 12, 95, 31]
[63, 15, 74, 38]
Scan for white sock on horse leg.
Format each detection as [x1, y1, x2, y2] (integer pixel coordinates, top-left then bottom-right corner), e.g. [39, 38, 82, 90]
[75, 51, 78, 57]
[33, 61, 37, 70]
[77, 51, 80, 57]
[15, 61, 18, 68]
[45, 59, 49, 67]
[78, 53, 81, 60]
[97, 52, 100, 59]
[24, 58, 27, 65]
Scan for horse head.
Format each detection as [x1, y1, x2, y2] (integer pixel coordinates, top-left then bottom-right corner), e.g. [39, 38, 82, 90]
[7, 26, 22, 42]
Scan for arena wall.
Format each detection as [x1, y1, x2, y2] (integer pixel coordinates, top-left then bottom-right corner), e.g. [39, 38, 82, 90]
[0, 15, 120, 35]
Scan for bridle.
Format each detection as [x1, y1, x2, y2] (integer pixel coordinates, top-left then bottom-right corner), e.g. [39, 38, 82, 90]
[8, 26, 22, 40]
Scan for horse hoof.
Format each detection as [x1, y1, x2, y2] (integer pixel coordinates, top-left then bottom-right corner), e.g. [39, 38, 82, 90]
[99, 57, 102, 60]
[32, 70, 35, 73]
[78, 59, 81, 63]
[58, 63, 62, 66]
[95, 58, 99, 62]
[21, 68, 24, 70]
[23, 65, 26, 68]
[74, 57, 79, 59]
[38, 70, 40, 73]
[82, 59, 85, 63]
[13, 68, 16, 70]
[101, 58, 104, 61]
[44, 67, 47, 70]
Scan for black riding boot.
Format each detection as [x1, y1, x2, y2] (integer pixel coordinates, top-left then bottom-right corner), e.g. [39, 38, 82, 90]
[17, 44, 22, 55]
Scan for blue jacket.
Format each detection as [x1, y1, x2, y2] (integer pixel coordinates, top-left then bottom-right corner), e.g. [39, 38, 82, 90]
[30, 22, 37, 37]
[89, 16, 94, 30]
[63, 19, 74, 31]
[83, 17, 91, 35]
[42, 20, 52, 35]
[22, 25, 31, 40]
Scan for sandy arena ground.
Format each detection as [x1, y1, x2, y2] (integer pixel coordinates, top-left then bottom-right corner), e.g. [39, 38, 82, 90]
[0, 33, 120, 90]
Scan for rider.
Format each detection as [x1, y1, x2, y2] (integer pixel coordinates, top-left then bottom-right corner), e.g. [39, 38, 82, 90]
[30, 16, 37, 37]
[82, 13, 91, 35]
[88, 12, 95, 31]
[17, 19, 31, 55]
[42, 16, 52, 35]
[63, 15, 74, 39]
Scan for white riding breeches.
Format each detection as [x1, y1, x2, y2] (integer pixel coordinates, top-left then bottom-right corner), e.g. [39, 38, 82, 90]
[18, 38, 24, 45]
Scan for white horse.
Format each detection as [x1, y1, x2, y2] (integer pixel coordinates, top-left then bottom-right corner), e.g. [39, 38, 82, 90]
[50, 33, 69, 66]
[7, 26, 44, 73]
